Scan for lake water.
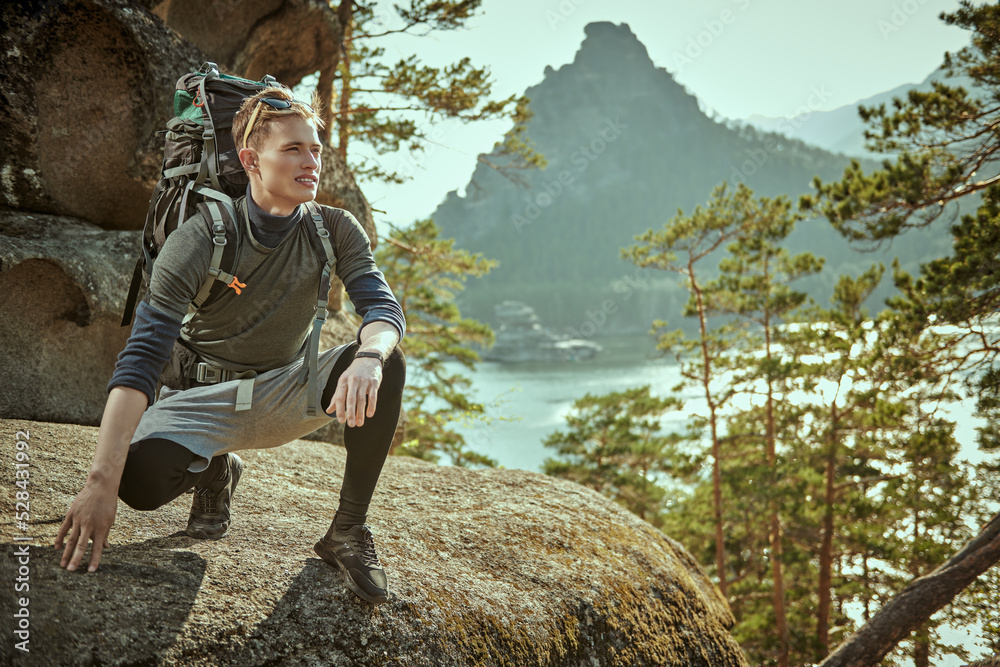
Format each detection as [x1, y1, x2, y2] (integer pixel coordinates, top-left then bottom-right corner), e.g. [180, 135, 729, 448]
[443, 334, 678, 470]
[443, 334, 985, 473]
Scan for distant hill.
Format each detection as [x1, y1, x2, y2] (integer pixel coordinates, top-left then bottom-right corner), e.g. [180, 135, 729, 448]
[431, 22, 954, 336]
[742, 67, 977, 158]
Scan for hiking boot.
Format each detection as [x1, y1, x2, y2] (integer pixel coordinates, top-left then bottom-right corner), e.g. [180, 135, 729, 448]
[314, 523, 389, 603]
[186, 453, 242, 539]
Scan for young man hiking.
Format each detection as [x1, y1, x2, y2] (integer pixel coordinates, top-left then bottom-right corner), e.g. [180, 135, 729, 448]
[55, 87, 406, 604]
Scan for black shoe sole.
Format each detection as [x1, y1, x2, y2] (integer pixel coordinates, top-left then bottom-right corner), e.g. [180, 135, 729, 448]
[313, 540, 389, 604]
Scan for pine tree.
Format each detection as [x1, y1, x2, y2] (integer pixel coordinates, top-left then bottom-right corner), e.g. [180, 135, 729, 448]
[323, 0, 543, 186]
[621, 182, 758, 598]
[805, 0, 1000, 442]
[802, 4, 1000, 661]
[793, 266, 887, 659]
[706, 190, 823, 667]
[542, 385, 696, 527]
[374, 217, 498, 466]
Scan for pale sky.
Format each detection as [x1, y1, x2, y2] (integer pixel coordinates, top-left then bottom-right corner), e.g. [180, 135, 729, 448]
[343, 0, 977, 231]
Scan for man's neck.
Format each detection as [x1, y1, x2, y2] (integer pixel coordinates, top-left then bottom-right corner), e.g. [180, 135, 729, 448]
[248, 182, 298, 217]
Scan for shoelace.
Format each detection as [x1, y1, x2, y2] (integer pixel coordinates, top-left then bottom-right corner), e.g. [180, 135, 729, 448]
[194, 486, 221, 515]
[357, 527, 381, 566]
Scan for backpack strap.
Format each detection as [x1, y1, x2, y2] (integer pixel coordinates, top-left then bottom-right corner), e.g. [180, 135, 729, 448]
[121, 177, 170, 327]
[194, 64, 223, 192]
[191, 200, 243, 312]
[299, 201, 336, 417]
[121, 256, 146, 327]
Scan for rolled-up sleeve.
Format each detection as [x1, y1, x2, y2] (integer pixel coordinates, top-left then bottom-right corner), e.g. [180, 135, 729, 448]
[344, 270, 406, 343]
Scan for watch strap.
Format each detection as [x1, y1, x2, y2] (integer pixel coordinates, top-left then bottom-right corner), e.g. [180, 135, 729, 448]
[355, 350, 385, 365]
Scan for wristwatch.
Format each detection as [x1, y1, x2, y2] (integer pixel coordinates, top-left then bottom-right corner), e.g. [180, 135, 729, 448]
[355, 350, 385, 366]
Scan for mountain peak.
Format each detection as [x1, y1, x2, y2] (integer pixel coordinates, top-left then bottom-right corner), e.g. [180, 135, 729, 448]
[574, 21, 655, 71]
[582, 20, 641, 43]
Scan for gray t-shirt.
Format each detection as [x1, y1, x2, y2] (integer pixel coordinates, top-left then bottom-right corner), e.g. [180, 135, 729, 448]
[149, 198, 377, 373]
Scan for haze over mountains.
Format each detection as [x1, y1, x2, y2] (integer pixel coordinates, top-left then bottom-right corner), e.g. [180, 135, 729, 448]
[431, 22, 954, 335]
[743, 67, 976, 158]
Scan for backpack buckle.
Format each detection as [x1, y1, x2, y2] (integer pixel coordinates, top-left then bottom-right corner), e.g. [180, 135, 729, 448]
[195, 362, 219, 384]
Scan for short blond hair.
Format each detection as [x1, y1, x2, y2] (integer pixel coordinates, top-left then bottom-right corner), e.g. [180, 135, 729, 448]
[232, 86, 325, 151]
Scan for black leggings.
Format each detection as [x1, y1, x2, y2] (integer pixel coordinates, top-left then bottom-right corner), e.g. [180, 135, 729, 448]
[118, 343, 406, 524]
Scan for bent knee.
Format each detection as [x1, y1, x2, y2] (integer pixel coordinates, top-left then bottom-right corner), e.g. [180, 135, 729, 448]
[117, 487, 168, 512]
[118, 471, 178, 511]
[384, 346, 406, 383]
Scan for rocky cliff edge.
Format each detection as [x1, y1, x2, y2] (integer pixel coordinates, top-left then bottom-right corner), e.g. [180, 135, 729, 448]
[0, 419, 747, 667]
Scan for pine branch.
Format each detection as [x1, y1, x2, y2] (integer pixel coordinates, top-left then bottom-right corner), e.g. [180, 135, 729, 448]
[819, 512, 1000, 667]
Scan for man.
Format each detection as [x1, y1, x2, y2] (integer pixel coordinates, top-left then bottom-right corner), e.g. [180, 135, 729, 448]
[55, 87, 406, 604]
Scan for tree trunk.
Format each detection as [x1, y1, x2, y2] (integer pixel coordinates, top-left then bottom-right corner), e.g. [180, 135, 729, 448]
[817, 415, 836, 657]
[763, 296, 789, 667]
[819, 512, 1000, 667]
[691, 266, 727, 600]
[913, 633, 930, 667]
[337, 0, 353, 160]
[317, 66, 335, 145]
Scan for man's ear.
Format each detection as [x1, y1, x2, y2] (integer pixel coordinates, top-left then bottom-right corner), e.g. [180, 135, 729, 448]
[238, 147, 258, 173]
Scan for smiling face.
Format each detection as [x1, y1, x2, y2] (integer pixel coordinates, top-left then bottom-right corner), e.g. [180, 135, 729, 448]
[239, 115, 322, 216]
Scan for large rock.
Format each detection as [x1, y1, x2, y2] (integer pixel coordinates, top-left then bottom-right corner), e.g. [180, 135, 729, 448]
[0, 212, 365, 427]
[0, 419, 747, 666]
[0, 212, 135, 424]
[151, 0, 340, 89]
[0, 0, 374, 237]
[1, 0, 204, 229]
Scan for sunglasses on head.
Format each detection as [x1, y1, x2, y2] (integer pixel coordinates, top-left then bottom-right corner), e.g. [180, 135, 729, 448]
[242, 97, 315, 149]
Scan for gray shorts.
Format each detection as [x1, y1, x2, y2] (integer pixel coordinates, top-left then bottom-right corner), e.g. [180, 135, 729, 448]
[130, 343, 352, 472]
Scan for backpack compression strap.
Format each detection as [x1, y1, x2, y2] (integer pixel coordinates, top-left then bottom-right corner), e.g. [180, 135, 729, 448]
[191, 200, 245, 311]
[195, 64, 223, 193]
[299, 202, 336, 417]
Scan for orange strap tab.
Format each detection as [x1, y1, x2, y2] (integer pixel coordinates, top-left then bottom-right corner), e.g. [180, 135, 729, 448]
[227, 277, 246, 295]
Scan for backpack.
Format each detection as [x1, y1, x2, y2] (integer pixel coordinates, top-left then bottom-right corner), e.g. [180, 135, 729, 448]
[123, 62, 336, 416]
[122, 61, 278, 326]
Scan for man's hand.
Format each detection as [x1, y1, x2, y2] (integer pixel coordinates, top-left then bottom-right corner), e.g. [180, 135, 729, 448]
[327, 356, 382, 427]
[54, 386, 145, 573]
[55, 479, 118, 573]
